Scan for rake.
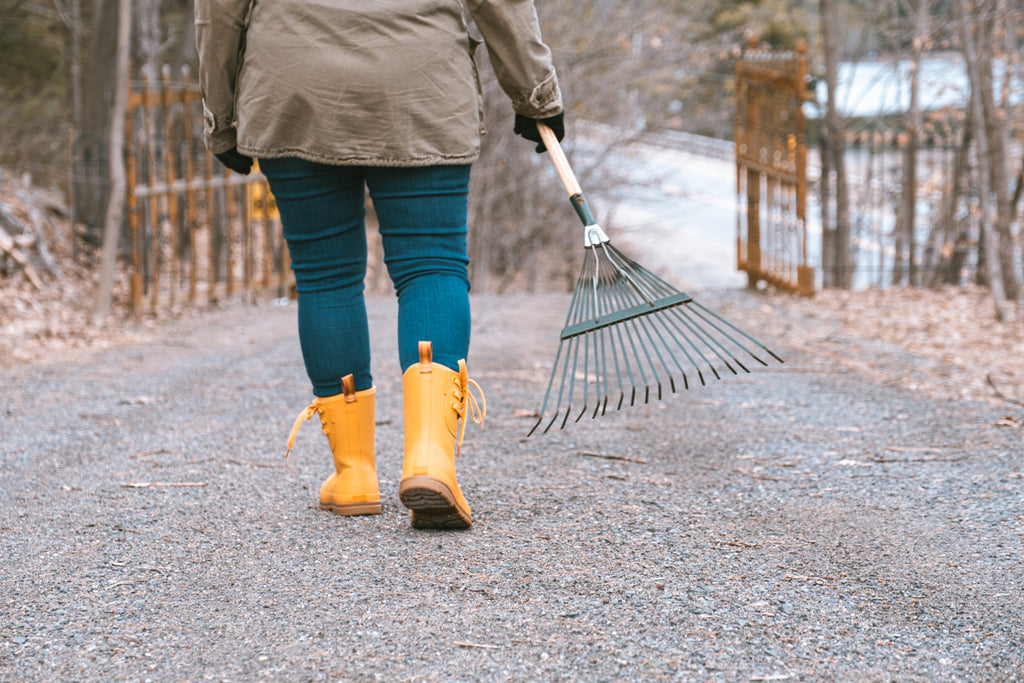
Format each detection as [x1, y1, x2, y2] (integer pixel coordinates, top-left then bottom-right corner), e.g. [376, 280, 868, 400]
[527, 122, 783, 436]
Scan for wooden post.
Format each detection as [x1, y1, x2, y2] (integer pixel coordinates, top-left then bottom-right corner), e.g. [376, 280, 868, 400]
[126, 91, 142, 316]
[181, 66, 199, 303]
[144, 75, 160, 313]
[161, 67, 180, 308]
[205, 152, 216, 303]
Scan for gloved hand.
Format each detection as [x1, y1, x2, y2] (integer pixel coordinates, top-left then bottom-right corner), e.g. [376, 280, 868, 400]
[514, 112, 565, 153]
[215, 147, 253, 175]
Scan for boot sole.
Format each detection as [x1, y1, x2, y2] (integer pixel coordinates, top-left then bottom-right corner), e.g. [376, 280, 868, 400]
[398, 476, 471, 530]
[319, 500, 382, 516]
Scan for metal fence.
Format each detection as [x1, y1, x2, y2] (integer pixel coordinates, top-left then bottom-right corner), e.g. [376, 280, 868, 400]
[834, 109, 986, 290]
[124, 67, 291, 316]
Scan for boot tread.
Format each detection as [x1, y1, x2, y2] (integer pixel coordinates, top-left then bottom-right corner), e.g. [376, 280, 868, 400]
[399, 475, 471, 529]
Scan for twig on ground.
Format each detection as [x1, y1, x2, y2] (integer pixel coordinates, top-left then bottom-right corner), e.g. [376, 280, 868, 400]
[986, 374, 1024, 407]
[120, 481, 210, 488]
[578, 450, 647, 464]
[454, 641, 500, 650]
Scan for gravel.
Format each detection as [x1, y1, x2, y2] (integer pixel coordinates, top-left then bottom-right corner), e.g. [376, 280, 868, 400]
[2, 290, 1022, 681]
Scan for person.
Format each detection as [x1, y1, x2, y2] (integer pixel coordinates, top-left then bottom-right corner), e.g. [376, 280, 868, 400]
[195, 0, 564, 529]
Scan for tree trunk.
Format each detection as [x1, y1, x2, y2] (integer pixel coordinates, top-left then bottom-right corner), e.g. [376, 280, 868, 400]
[820, 0, 851, 289]
[70, 0, 82, 141]
[900, 0, 928, 287]
[983, 0, 1021, 302]
[819, 132, 833, 288]
[958, 0, 1007, 320]
[929, 122, 972, 288]
[72, 0, 118, 245]
[91, 0, 132, 322]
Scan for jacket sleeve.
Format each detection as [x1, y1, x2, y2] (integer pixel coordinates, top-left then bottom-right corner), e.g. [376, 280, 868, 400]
[464, 0, 562, 118]
[194, 0, 252, 153]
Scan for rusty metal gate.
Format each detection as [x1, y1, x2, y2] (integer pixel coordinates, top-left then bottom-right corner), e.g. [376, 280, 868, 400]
[734, 43, 814, 295]
[125, 67, 291, 316]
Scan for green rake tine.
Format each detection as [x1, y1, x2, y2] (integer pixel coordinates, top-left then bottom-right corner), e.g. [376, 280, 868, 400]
[615, 247, 781, 367]
[564, 323, 588, 425]
[531, 256, 592, 436]
[539, 253, 597, 434]
[598, 249, 688, 401]
[564, 256, 591, 326]
[683, 300, 779, 367]
[549, 342, 578, 431]
[599, 243, 707, 391]
[621, 315, 662, 402]
[601, 265, 648, 404]
[539, 337, 577, 435]
[631, 298, 704, 387]
[606, 321, 628, 411]
[591, 328, 606, 419]
[605, 299, 649, 406]
[617, 283, 689, 392]
[590, 259, 623, 417]
[531, 338, 566, 436]
[689, 300, 784, 365]
[549, 265, 595, 433]
[574, 327, 593, 423]
[632, 310, 693, 393]
[666, 308, 732, 381]
[563, 336, 584, 428]
[571, 257, 601, 422]
[599, 328, 616, 417]
[609, 314, 637, 409]
[619, 270, 742, 380]
[661, 306, 733, 378]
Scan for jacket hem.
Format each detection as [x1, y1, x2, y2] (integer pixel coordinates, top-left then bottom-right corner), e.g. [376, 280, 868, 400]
[240, 147, 481, 168]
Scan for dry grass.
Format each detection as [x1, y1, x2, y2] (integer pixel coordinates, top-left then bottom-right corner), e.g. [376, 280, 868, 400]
[760, 285, 1024, 408]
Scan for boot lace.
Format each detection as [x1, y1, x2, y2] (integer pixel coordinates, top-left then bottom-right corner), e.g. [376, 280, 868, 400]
[285, 403, 319, 459]
[453, 360, 486, 458]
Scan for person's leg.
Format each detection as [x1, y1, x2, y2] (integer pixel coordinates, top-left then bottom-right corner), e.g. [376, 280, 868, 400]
[367, 165, 480, 529]
[259, 158, 373, 395]
[366, 164, 472, 373]
[262, 158, 381, 516]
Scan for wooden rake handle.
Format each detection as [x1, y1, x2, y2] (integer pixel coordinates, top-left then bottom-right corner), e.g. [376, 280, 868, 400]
[537, 121, 581, 197]
[537, 121, 606, 243]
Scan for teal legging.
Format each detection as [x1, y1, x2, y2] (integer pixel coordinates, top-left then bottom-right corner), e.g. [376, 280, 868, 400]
[260, 158, 471, 397]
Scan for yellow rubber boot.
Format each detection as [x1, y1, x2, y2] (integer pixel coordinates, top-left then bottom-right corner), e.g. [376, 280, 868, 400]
[399, 341, 485, 530]
[286, 374, 382, 516]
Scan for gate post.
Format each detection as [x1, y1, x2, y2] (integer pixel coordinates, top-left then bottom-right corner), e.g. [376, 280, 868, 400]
[735, 41, 814, 295]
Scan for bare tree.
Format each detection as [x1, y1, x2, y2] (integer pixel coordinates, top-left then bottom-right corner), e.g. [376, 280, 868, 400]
[985, 0, 1022, 304]
[91, 0, 131, 322]
[819, 0, 851, 288]
[956, 0, 1009, 319]
[898, 0, 930, 287]
[72, 0, 126, 245]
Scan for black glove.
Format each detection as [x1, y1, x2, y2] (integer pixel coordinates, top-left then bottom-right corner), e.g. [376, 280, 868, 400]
[514, 112, 565, 153]
[215, 148, 253, 175]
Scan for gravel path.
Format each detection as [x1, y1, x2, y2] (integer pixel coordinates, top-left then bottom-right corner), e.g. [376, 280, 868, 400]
[2, 290, 1022, 681]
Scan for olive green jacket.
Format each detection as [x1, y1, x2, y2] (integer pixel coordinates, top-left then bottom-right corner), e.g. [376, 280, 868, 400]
[195, 0, 562, 166]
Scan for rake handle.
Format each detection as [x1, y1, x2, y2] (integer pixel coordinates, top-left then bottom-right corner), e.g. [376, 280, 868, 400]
[537, 122, 603, 236]
[537, 121, 581, 197]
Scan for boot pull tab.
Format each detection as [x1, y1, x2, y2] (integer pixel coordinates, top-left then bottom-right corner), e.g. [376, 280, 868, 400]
[418, 341, 433, 373]
[341, 374, 357, 403]
[285, 403, 319, 459]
